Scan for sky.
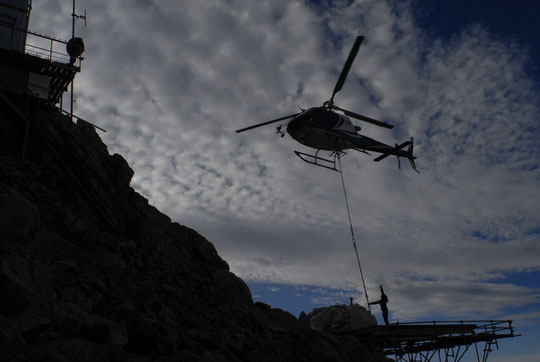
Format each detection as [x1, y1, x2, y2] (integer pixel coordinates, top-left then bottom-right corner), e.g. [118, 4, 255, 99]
[27, 0, 539, 360]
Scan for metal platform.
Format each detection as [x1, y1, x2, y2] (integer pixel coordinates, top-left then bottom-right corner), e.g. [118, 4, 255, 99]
[0, 14, 80, 105]
[351, 320, 517, 362]
[0, 47, 78, 104]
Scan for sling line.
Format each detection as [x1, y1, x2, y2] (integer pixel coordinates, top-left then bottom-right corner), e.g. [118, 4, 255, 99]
[337, 155, 370, 310]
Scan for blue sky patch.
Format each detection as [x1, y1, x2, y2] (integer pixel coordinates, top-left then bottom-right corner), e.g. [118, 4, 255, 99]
[247, 282, 359, 317]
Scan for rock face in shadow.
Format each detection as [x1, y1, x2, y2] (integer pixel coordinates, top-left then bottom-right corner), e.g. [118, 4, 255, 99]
[0, 103, 390, 361]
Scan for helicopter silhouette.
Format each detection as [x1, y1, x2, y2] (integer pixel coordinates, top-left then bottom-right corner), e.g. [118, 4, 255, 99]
[236, 36, 418, 172]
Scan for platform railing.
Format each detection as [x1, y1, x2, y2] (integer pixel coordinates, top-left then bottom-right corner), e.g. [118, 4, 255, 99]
[0, 22, 73, 64]
[389, 320, 515, 337]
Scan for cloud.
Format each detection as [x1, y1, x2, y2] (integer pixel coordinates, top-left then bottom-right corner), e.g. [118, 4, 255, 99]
[390, 279, 540, 321]
[498, 311, 540, 328]
[30, 0, 540, 322]
[491, 353, 540, 362]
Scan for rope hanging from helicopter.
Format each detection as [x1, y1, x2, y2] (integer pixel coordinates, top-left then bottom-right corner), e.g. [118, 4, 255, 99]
[337, 155, 371, 310]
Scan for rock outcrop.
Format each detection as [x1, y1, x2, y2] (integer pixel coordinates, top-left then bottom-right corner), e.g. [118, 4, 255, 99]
[0, 101, 390, 361]
[308, 304, 377, 334]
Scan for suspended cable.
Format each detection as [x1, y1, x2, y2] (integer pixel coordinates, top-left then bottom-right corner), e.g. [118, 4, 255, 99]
[338, 155, 370, 310]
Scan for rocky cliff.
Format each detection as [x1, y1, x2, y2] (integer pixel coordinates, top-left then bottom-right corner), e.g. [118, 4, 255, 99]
[0, 101, 389, 361]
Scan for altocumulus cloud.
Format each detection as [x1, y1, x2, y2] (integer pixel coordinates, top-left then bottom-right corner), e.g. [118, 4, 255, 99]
[30, 0, 540, 320]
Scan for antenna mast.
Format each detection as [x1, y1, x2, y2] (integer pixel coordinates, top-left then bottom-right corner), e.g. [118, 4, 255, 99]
[72, 0, 75, 38]
[69, 0, 86, 122]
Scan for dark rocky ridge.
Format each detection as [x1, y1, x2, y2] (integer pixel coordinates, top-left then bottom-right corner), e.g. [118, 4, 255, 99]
[0, 102, 390, 361]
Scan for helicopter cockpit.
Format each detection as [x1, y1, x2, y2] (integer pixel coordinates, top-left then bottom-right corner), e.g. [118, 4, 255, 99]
[296, 107, 341, 128]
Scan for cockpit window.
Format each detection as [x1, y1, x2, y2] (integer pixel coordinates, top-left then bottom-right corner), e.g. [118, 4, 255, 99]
[326, 110, 340, 128]
[298, 107, 340, 127]
[304, 109, 318, 120]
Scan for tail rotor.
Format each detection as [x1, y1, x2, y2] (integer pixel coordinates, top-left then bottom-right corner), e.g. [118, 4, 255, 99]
[395, 143, 401, 170]
[373, 136, 419, 173]
[407, 137, 420, 173]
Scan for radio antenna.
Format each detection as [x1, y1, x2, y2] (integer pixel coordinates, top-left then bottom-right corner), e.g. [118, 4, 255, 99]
[70, 0, 87, 121]
[71, 0, 86, 38]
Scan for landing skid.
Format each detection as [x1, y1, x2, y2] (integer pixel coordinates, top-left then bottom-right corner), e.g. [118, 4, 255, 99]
[294, 150, 346, 172]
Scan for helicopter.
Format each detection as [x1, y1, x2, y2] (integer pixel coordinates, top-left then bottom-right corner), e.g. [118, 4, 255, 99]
[236, 36, 419, 173]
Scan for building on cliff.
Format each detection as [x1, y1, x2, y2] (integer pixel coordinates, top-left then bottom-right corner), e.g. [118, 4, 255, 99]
[0, 0, 83, 107]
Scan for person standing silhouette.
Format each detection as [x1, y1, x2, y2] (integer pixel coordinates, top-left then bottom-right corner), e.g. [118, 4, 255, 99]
[369, 285, 389, 325]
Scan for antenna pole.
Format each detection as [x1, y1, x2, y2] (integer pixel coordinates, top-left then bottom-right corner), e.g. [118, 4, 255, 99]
[72, 0, 76, 38]
[70, 0, 76, 122]
[24, 0, 32, 51]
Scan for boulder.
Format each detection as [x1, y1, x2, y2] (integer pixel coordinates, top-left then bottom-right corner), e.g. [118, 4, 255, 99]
[33, 339, 150, 362]
[0, 257, 52, 317]
[197, 241, 229, 270]
[0, 189, 40, 244]
[0, 258, 34, 317]
[309, 304, 377, 333]
[0, 327, 27, 361]
[1, 304, 51, 344]
[349, 304, 377, 331]
[50, 302, 90, 338]
[86, 315, 128, 346]
[211, 270, 252, 308]
[124, 312, 161, 357]
[108, 153, 134, 186]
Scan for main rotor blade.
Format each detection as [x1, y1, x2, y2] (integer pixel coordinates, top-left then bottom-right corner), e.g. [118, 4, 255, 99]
[330, 36, 364, 103]
[332, 105, 394, 129]
[235, 113, 300, 133]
